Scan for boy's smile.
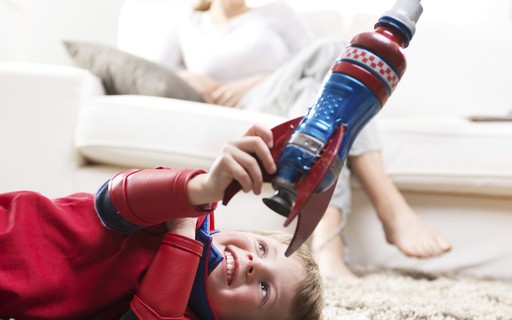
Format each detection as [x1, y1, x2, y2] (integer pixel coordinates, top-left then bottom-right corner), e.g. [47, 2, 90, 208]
[224, 248, 237, 285]
[208, 231, 304, 320]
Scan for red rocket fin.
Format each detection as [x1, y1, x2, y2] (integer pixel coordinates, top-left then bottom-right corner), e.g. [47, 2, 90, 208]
[285, 182, 337, 256]
[283, 124, 345, 256]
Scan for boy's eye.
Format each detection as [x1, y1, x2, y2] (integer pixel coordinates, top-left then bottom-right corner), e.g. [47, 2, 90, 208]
[258, 242, 267, 257]
[261, 282, 270, 302]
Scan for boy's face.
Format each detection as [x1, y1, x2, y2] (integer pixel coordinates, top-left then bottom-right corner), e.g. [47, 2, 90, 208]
[208, 231, 303, 320]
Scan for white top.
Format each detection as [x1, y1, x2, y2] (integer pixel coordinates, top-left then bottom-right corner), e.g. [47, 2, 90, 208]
[156, 1, 314, 83]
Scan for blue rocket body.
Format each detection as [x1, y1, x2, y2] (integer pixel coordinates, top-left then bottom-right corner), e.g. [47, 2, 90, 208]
[224, 0, 424, 256]
[274, 71, 382, 193]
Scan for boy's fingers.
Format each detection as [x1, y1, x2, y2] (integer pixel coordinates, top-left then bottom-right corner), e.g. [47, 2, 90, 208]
[230, 136, 276, 175]
[223, 144, 265, 194]
[215, 125, 276, 195]
[224, 156, 254, 193]
[244, 124, 274, 149]
[251, 142, 276, 175]
[240, 124, 276, 174]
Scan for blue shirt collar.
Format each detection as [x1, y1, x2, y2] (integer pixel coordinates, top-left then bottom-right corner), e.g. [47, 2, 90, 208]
[188, 215, 223, 320]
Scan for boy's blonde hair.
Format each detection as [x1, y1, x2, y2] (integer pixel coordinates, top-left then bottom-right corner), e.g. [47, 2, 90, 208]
[254, 231, 324, 320]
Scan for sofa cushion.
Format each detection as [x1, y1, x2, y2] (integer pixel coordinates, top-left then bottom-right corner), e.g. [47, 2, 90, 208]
[377, 117, 512, 197]
[74, 95, 286, 170]
[75, 95, 512, 198]
[63, 41, 204, 102]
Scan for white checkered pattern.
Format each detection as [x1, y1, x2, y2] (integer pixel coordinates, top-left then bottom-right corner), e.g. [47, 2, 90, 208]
[342, 47, 400, 91]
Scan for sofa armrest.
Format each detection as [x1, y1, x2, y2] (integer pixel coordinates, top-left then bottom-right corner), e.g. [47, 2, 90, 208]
[0, 62, 104, 108]
[0, 62, 104, 196]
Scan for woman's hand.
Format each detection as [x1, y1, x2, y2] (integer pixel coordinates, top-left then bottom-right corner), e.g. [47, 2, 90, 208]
[211, 75, 266, 107]
[178, 70, 222, 103]
[186, 124, 276, 205]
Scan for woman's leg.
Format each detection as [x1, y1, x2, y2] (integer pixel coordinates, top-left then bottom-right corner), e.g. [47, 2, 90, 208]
[349, 151, 452, 258]
[311, 205, 356, 278]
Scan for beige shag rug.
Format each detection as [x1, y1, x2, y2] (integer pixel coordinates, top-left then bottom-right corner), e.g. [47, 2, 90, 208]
[322, 267, 512, 320]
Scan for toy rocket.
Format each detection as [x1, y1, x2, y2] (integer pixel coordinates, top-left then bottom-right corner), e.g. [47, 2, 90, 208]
[224, 0, 423, 256]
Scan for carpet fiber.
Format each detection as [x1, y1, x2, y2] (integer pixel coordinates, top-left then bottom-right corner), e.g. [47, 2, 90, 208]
[322, 267, 512, 320]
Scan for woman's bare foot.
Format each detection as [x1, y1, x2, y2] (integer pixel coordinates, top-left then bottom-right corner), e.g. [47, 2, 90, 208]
[348, 151, 452, 259]
[313, 246, 356, 278]
[379, 203, 452, 258]
[311, 206, 357, 278]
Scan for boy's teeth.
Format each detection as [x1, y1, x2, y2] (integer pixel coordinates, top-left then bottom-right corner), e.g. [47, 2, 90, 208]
[225, 250, 234, 284]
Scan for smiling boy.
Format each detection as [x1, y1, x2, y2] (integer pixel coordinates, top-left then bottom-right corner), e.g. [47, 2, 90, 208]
[0, 124, 323, 320]
[208, 231, 307, 320]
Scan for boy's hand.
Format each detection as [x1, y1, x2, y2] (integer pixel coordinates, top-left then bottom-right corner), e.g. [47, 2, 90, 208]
[187, 124, 276, 206]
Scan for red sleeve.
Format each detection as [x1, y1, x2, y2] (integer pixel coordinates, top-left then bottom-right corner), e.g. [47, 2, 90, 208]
[108, 168, 217, 227]
[130, 232, 203, 319]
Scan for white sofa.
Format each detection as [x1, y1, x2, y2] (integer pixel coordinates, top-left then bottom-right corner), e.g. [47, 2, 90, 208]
[1, 0, 512, 279]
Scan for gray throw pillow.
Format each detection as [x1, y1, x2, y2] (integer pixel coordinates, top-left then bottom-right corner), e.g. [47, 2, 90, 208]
[63, 41, 205, 102]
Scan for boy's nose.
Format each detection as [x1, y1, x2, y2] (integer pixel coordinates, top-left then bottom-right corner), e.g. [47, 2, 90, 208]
[246, 253, 263, 278]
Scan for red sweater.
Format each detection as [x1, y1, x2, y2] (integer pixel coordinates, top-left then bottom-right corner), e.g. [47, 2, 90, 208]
[0, 191, 161, 319]
[0, 168, 218, 319]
